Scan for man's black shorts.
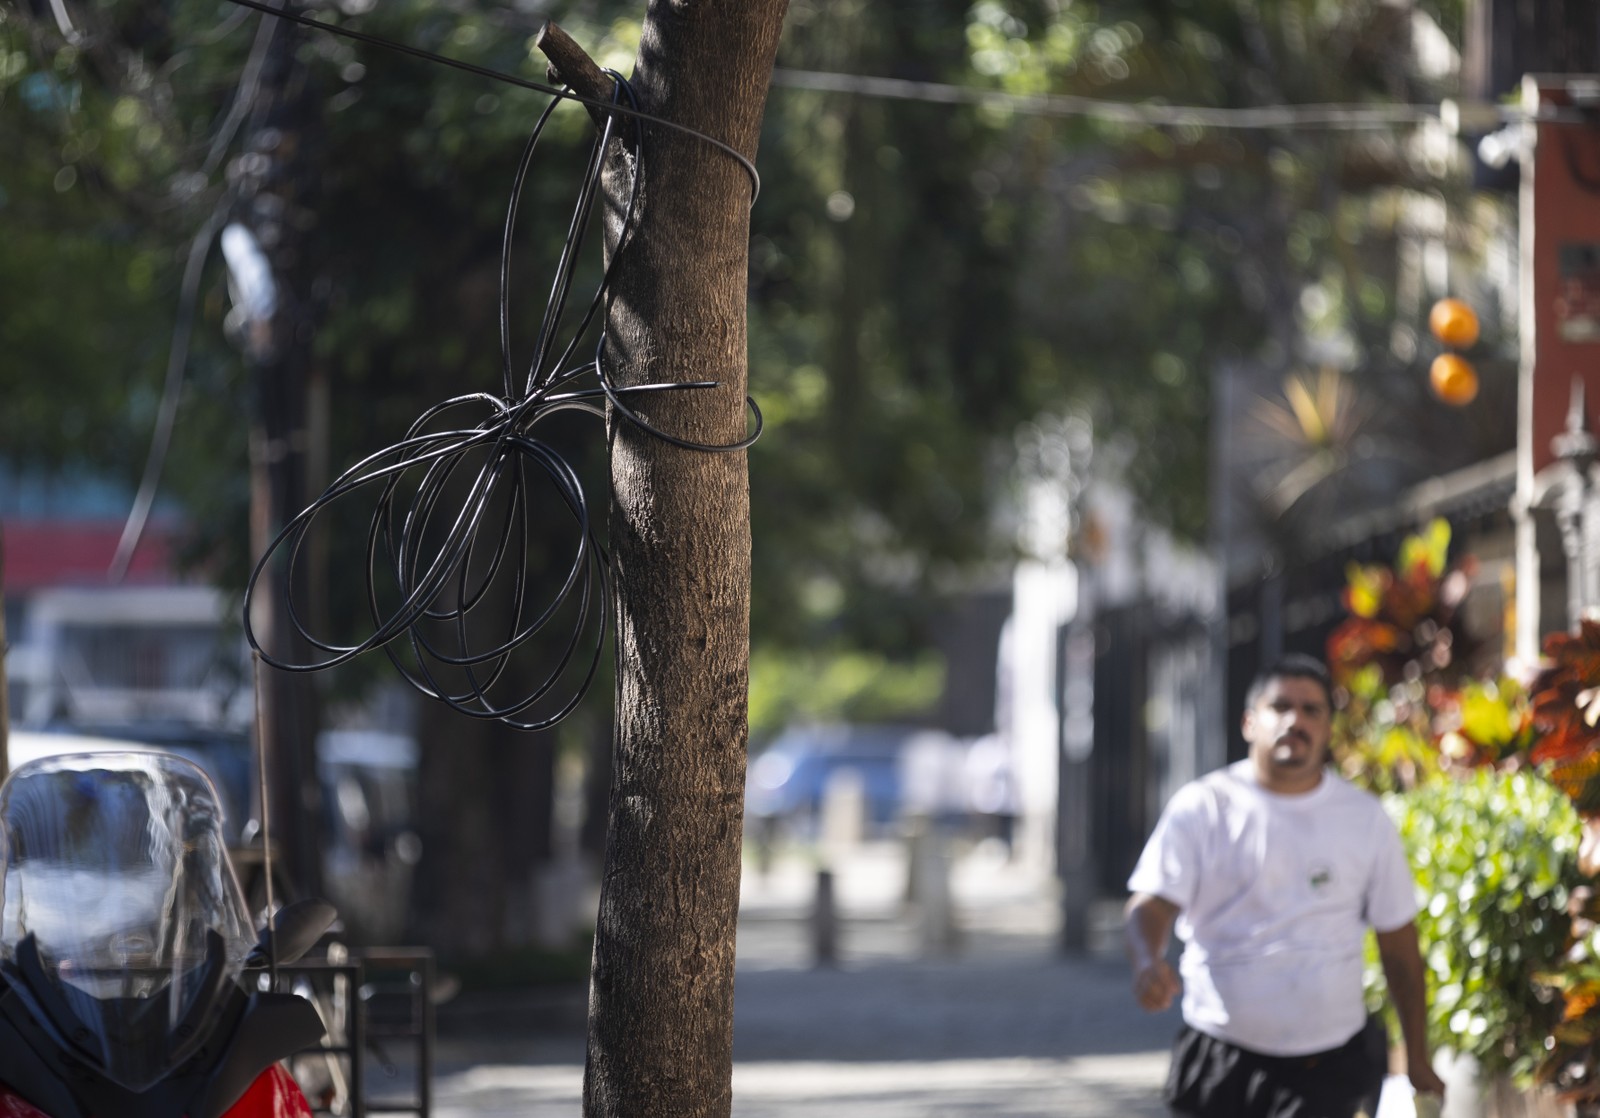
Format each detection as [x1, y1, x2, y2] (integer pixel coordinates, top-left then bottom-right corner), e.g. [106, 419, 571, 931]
[1164, 1016, 1388, 1118]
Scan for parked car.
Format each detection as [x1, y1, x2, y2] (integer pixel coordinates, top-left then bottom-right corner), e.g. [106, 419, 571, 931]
[317, 729, 421, 944]
[746, 723, 958, 838]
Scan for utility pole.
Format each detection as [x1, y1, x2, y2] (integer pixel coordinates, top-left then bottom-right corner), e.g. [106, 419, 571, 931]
[236, 15, 324, 900]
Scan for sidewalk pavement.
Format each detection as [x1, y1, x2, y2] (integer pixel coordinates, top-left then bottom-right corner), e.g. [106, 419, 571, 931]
[429, 839, 1176, 1117]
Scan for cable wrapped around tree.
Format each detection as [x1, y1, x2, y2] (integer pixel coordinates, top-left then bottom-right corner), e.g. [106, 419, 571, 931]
[242, 65, 760, 730]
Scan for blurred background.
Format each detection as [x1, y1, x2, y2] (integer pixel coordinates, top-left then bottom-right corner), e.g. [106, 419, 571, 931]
[3, 1, 1598, 1111]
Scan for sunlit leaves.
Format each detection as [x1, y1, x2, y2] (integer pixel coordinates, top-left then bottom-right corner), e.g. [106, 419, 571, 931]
[1325, 521, 1600, 1093]
[1345, 562, 1386, 618]
[1324, 518, 1543, 795]
[1366, 770, 1581, 1082]
[1535, 873, 1600, 1098]
[1530, 621, 1600, 779]
[1400, 516, 1451, 580]
[1453, 679, 1534, 766]
[964, 0, 1092, 92]
[1326, 519, 1474, 696]
[747, 646, 946, 740]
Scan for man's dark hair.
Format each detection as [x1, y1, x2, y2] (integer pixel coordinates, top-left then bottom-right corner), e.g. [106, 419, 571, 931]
[1245, 653, 1332, 711]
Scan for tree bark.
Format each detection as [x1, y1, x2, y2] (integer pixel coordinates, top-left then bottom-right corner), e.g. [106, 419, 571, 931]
[548, 5, 788, 1116]
[0, 521, 9, 778]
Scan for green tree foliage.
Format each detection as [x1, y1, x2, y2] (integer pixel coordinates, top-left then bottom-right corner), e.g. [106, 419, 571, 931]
[5, 0, 1501, 732]
[748, 0, 1039, 659]
[0, 3, 241, 473]
[745, 0, 1497, 723]
[748, 646, 945, 739]
[987, 0, 1503, 546]
[1, 0, 647, 954]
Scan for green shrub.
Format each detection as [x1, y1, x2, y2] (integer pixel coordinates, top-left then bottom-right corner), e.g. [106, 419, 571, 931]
[1365, 768, 1582, 1082]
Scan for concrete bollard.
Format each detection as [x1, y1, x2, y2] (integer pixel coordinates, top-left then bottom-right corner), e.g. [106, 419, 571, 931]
[903, 815, 928, 906]
[811, 866, 838, 967]
[914, 827, 959, 957]
[820, 768, 867, 860]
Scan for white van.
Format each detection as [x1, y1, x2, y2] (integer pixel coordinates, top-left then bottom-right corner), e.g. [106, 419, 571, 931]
[7, 586, 250, 730]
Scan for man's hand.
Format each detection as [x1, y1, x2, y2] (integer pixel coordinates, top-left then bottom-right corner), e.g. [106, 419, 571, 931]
[1409, 1060, 1446, 1100]
[1133, 958, 1182, 1012]
[1375, 922, 1446, 1106]
[1125, 893, 1182, 1012]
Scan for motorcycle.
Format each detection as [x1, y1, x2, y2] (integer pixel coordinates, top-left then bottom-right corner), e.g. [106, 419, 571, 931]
[0, 751, 334, 1118]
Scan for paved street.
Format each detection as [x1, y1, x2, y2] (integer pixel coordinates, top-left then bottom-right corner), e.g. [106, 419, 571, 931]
[427, 840, 1177, 1117]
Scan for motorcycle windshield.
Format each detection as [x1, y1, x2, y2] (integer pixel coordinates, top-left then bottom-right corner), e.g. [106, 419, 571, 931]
[0, 752, 255, 1090]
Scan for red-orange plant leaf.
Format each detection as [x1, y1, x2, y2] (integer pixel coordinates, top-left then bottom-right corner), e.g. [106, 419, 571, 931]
[1544, 748, 1600, 815]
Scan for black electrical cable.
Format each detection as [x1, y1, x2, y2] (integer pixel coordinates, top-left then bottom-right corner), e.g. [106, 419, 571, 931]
[110, 194, 235, 583]
[111, 0, 758, 583]
[110, 2, 276, 581]
[217, 0, 760, 202]
[242, 73, 762, 730]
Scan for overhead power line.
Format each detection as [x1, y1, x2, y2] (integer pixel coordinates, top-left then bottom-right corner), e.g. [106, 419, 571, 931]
[771, 68, 1481, 132]
[209, 4, 1574, 137]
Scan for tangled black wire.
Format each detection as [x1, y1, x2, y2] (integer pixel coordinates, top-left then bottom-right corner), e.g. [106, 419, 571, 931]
[242, 72, 761, 731]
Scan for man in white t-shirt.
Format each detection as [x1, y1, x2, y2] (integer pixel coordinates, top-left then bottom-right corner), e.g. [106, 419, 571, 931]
[1125, 653, 1445, 1117]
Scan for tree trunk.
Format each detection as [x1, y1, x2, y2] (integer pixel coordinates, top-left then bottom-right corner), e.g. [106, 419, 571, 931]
[0, 521, 9, 778]
[579, 710, 612, 861]
[413, 701, 556, 954]
[571, 4, 787, 1116]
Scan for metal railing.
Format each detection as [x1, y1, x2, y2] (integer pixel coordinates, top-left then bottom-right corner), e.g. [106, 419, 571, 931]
[282, 946, 435, 1118]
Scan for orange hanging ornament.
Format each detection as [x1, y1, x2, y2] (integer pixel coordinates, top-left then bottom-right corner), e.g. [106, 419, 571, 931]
[1428, 297, 1480, 349]
[1429, 353, 1479, 405]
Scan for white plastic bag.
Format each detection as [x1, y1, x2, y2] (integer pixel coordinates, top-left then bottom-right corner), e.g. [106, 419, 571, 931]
[1374, 1075, 1443, 1118]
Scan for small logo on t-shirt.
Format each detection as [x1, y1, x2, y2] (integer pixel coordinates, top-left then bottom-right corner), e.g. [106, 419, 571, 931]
[1309, 862, 1334, 891]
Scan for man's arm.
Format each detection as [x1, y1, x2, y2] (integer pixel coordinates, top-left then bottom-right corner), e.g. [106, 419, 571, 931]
[1125, 892, 1182, 1012]
[1375, 921, 1446, 1097]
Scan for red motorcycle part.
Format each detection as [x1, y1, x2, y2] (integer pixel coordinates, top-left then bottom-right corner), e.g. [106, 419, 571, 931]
[222, 1065, 315, 1118]
[0, 1087, 45, 1118]
[0, 1065, 313, 1118]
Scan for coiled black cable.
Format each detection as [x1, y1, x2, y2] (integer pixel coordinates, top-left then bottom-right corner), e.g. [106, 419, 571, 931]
[242, 72, 761, 730]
